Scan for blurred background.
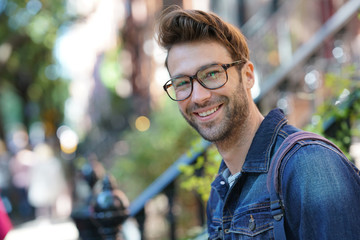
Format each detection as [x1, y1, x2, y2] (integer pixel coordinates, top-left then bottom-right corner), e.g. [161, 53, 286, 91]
[0, 0, 359, 239]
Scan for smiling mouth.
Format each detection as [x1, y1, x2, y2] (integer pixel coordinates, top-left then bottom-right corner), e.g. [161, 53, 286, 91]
[197, 106, 220, 117]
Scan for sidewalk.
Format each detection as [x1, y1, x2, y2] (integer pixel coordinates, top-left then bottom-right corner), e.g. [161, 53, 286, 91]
[5, 217, 141, 240]
[5, 217, 79, 240]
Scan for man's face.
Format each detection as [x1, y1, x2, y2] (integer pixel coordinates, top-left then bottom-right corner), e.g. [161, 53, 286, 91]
[167, 41, 252, 142]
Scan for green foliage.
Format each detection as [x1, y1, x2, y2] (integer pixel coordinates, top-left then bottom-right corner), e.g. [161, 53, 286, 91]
[0, 83, 24, 129]
[305, 64, 360, 155]
[100, 48, 123, 91]
[0, 0, 70, 136]
[179, 144, 221, 202]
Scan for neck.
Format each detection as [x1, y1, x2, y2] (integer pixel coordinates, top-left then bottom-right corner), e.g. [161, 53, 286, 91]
[215, 103, 264, 175]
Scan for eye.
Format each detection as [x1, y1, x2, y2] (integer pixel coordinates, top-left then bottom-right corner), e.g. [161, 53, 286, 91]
[201, 68, 223, 81]
[205, 71, 220, 79]
[198, 64, 224, 80]
[173, 77, 190, 89]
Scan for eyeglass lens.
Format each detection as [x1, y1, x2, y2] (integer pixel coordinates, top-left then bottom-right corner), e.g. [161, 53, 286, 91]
[167, 64, 226, 100]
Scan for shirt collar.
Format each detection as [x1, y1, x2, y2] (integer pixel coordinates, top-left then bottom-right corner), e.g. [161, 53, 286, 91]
[241, 108, 288, 173]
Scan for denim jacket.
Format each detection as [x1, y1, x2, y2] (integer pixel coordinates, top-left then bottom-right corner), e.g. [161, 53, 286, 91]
[207, 108, 360, 240]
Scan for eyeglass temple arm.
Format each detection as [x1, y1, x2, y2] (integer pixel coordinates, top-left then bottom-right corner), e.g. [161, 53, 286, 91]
[223, 60, 247, 70]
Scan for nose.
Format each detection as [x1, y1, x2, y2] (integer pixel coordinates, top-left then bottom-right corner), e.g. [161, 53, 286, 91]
[191, 80, 211, 104]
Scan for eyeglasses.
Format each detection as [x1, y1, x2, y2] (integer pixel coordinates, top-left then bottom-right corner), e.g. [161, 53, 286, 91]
[163, 60, 247, 101]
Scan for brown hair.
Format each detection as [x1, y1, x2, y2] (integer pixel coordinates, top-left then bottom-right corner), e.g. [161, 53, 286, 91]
[157, 5, 249, 67]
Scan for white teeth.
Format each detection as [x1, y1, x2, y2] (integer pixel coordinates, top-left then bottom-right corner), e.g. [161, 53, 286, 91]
[198, 107, 219, 117]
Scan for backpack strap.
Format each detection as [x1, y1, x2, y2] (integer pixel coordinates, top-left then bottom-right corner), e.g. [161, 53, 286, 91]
[267, 131, 344, 239]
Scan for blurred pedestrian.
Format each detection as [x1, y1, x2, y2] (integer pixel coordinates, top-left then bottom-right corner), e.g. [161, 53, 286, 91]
[28, 143, 68, 218]
[0, 195, 12, 240]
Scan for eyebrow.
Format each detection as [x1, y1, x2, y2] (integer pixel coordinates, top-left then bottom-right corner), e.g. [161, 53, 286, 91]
[170, 61, 220, 79]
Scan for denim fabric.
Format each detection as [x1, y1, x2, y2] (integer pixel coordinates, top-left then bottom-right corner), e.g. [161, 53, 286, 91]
[207, 108, 360, 240]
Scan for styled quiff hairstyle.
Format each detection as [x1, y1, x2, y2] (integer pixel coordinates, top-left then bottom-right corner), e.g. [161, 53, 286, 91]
[157, 5, 250, 68]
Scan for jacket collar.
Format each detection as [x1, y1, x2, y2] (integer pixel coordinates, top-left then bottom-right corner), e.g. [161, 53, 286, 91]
[215, 108, 288, 177]
[241, 108, 288, 173]
[211, 109, 288, 195]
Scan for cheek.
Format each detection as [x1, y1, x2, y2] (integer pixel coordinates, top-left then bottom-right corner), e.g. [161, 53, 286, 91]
[178, 102, 187, 114]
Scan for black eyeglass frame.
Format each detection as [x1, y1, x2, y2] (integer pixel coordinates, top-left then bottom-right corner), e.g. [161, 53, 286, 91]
[163, 60, 247, 101]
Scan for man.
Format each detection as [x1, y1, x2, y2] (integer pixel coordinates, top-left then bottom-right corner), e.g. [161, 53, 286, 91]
[157, 6, 360, 240]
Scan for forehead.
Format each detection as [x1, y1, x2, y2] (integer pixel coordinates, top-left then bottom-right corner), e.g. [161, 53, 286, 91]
[167, 41, 232, 77]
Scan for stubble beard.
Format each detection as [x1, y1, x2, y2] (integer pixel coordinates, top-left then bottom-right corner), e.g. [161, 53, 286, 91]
[181, 85, 250, 143]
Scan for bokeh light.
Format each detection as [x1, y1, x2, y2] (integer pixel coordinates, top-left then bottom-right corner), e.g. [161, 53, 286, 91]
[135, 116, 150, 132]
[57, 126, 79, 154]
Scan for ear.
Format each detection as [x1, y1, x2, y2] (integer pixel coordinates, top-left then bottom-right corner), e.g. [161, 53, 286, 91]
[242, 61, 255, 89]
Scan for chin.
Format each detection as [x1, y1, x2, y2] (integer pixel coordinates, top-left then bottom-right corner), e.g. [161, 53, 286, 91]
[198, 128, 228, 142]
